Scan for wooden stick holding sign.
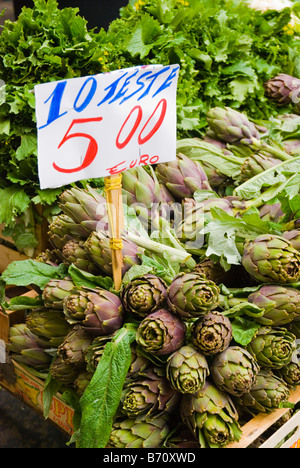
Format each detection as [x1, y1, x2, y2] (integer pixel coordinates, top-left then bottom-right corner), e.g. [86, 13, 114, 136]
[104, 174, 124, 291]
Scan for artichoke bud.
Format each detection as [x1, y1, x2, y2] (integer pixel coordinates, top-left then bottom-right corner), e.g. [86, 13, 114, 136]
[191, 311, 232, 355]
[166, 345, 209, 394]
[167, 272, 220, 319]
[136, 309, 186, 356]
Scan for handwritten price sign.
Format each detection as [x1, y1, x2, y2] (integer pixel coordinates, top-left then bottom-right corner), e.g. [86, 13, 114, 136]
[34, 64, 180, 189]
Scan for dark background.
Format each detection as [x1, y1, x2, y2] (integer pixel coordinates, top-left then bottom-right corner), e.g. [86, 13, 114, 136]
[13, 0, 129, 29]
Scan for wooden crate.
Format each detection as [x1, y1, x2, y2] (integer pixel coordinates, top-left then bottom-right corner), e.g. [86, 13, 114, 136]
[227, 386, 300, 448]
[0, 359, 74, 435]
[0, 204, 50, 272]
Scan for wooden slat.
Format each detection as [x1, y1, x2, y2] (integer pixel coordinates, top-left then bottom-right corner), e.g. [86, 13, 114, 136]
[227, 386, 300, 448]
[0, 290, 39, 343]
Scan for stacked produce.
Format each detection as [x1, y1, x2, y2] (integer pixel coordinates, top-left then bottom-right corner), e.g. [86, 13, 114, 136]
[1, 0, 300, 451]
[2, 96, 300, 448]
[1, 0, 300, 254]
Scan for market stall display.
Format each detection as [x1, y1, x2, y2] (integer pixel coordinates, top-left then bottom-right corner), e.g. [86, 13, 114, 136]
[0, 0, 300, 450]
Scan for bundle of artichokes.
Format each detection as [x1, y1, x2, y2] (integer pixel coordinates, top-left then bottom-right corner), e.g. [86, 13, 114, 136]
[5, 99, 300, 448]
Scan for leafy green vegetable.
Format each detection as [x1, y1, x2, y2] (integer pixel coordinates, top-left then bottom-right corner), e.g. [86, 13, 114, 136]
[0, 259, 67, 289]
[78, 324, 137, 448]
[231, 317, 261, 346]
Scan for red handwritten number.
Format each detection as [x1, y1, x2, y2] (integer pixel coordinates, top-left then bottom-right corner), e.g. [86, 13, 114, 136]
[116, 99, 167, 149]
[138, 99, 167, 145]
[116, 106, 143, 150]
[53, 117, 103, 174]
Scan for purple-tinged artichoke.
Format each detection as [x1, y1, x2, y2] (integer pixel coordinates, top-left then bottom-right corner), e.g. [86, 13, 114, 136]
[155, 152, 211, 201]
[238, 153, 281, 183]
[211, 346, 260, 397]
[7, 324, 53, 370]
[62, 238, 101, 274]
[283, 229, 300, 251]
[57, 325, 93, 369]
[108, 416, 170, 448]
[121, 274, 168, 319]
[235, 370, 290, 415]
[63, 287, 124, 336]
[42, 277, 78, 309]
[241, 234, 300, 284]
[264, 74, 300, 105]
[180, 381, 242, 448]
[248, 285, 300, 326]
[283, 139, 300, 156]
[206, 107, 260, 145]
[247, 326, 296, 370]
[48, 214, 90, 247]
[121, 366, 181, 420]
[166, 345, 209, 394]
[84, 230, 142, 277]
[259, 203, 285, 223]
[136, 309, 186, 356]
[59, 185, 108, 233]
[191, 311, 232, 356]
[50, 354, 81, 386]
[167, 272, 220, 319]
[176, 197, 234, 246]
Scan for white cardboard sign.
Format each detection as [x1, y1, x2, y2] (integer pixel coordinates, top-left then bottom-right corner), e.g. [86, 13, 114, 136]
[34, 64, 180, 189]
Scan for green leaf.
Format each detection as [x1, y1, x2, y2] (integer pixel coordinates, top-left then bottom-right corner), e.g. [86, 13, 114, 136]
[42, 371, 62, 419]
[1, 260, 67, 289]
[78, 325, 137, 448]
[231, 317, 261, 346]
[0, 186, 31, 226]
[1, 294, 43, 311]
[67, 264, 113, 291]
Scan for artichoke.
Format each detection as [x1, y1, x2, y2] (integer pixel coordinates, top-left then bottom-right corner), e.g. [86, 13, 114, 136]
[276, 362, 300, 386]
[163, 426, 200, 448]
[135, 309, 186, 356]
[211, 346, 260, 397]
[259, 203, 285, 223]
[7, 324, 53, 370]
[74, 371, 93, 396]
[121, 366, 180, 420]
[42, 277, 78, 309]
[121, 274, 168, 318]
[191, 311, 232, 356]
[241, 234, 300, 284]
[247, 285, 300, 326]
[235, 370, 290, 415]
[180, 381, 242, 448]
[62, 239, 101, 274]
[63, 287, 124, 336]
[283, 139, 300, 156]
[84, 230, 142, 277]
[166, 345, 209, 394]
[176, 197, 234, 247]
[57, 325, 93, 369]
[264, 74, 300, 105]
[286, 320, 300, 339]
[193, 258, 241, 287]
[206, 106, 260, 145]
[283, 229, 300, 251]
[25, 308, 72, 347]
[48, 213, 90, 247]
[84, 332, 118, 373]
[59, 185, 108, 233]
[167, 272, 220, 319]
[155, 152, 211, 200]
[50, 354, 81, 386]
[247, 326, 296, 370]
[238, 153, 281, 183]
[108, 416, 170, 449]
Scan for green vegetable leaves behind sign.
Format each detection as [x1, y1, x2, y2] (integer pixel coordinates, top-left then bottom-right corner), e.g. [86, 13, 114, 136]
[78, 324, 137, 449]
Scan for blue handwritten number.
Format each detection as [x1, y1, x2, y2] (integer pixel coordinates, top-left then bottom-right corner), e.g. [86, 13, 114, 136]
[39, 81, 68, 129]
[74, 77, 97, 113]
